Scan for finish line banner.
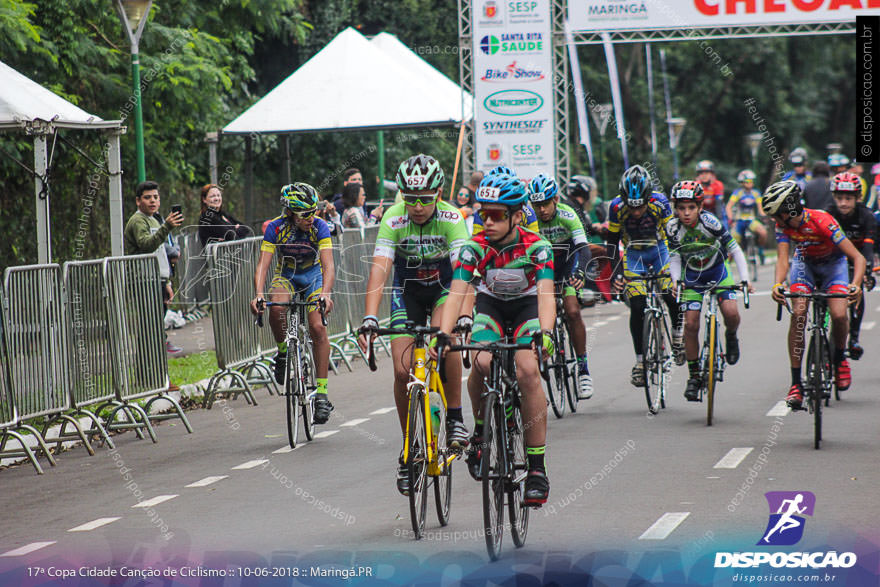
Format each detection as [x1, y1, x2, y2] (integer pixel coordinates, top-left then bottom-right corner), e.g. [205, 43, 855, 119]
[472, 0, 556, 179]
[569, 0, 874, 33]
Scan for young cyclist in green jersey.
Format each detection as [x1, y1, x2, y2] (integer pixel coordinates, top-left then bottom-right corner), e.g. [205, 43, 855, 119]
[666, 181, 753, 400]
[527, 173, 594, 399]
[356, 154, 470, 496]
[250, 183, 336, 424]
[437, 172, 556, 506]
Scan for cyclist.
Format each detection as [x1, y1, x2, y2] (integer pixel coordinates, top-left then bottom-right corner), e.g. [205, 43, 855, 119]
[356, 154, 469, 496]
[765, 181, 866, 408]
[695, 160, 726, 226]
[568, 175, 615, 303]
[666, 181, 753, 401]
[250, 183, 335, 424]
[847, 160, 869, 201]
[437, 171, 556, 507]
[782, 148, 811, 192]
[828, 153, 850, 177]
[528, 174, 594, 399]
[826, 172, 877, 360]
[726, 170, 768, 258]
[472, 165, 539, 234]
[608, 165, 682, 386]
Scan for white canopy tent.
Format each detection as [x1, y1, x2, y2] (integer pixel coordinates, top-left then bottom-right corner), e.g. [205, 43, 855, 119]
[0, 60, 125, 262]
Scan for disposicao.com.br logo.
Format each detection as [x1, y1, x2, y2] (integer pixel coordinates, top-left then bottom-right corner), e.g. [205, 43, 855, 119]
[714, 491, 857, 570]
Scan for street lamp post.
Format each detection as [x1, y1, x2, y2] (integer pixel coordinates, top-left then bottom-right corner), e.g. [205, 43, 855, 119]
[668, 117, 686, 181]
[746, 133, 763, 174]
[115, 0, 153, 183]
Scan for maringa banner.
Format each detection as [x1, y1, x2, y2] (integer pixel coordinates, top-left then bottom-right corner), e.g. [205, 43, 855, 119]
[568, 0, 875, 33]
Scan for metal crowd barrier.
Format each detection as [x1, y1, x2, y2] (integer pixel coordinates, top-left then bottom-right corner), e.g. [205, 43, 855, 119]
[325, 238, 355, 374]
[104, 255, 192, 436]
[174, 226, 211, 314]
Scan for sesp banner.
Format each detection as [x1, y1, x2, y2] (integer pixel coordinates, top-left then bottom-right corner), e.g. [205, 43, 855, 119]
[472, 0, 556, 179]
[568, 0, 873, 33]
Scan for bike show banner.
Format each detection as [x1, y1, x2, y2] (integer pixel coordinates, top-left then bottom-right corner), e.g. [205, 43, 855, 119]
[472, 0, 556, 179]
[568, 0, 870, 33]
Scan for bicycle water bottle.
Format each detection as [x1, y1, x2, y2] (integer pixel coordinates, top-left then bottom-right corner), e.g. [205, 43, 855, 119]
[429, 394, 442, 446]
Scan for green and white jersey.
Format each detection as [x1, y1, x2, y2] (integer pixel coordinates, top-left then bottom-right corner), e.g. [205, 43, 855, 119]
[665, 211, 741, 273]
[535, 202, 588, 272]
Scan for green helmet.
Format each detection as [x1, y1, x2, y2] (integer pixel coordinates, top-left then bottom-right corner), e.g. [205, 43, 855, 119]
[395, 154, 445, 192]
[280, 182, 319, 212]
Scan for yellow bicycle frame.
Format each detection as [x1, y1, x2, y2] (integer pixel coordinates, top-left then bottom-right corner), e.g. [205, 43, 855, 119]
[403, 345, 457, 476]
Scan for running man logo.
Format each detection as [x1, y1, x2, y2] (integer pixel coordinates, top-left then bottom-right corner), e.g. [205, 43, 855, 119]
[758, 491, 816, 546]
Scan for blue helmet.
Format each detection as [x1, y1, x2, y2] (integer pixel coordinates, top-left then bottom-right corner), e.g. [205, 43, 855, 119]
[619, 165, 653, 207]
[476, 173, 527, 207]
[487, 165, 516, 178]
[827, 153, 850, 168]
[527, 174, 559, 203]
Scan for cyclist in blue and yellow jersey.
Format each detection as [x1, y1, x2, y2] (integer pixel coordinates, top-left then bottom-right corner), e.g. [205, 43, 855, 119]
[356, 154, 470, 496]
[527, 173, 594, 399]
[250, 183, 336, 424]
[608, 165, 682, 387]
[782, 148, 811, 192]
[828, 153, 851, 177]
[437, 172, 556, 507]
[726, 170, 768, 255]
[472, 165, 539, 235]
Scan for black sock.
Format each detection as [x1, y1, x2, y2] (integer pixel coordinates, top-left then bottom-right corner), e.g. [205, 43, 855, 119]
[688, 359, 700, 378]
[791, 367, 801, 387]
[447, 408, 463, 423]
[834, 348, 846, 363]
[726, 329, 737, 340]
[526, 446, 546, 471]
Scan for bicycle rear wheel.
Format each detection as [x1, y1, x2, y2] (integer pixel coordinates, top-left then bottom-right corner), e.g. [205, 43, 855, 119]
[481, 392, 505, 561]
[507, 403, 529, 547]
[286, 346, 301, 448]
[642, 315, 663, 414]
[434, 400, 452, 527]
[564, 328, 579, 413]
[406, 386, 429, 537]
[808, 334, 824, 450]
[747, 238, 759, 282]
[705, 314, 717, 426]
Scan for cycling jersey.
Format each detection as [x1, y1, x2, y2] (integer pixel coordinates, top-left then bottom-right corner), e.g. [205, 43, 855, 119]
[775, 209, 846, 263]
[454, 226, 554, 301]
[261, 215, 332, 271]
[607, 192, 672, 248]
[534, 202, 589, 276]
[472, 203, 539, 234]
[782, 170, 811, 192]
[826, 202, 876, 263]
[666, 211, 742, 273]
[699, 179, 725, 216]
[374, 201, 468, 287]
[728, 188, 762, 221]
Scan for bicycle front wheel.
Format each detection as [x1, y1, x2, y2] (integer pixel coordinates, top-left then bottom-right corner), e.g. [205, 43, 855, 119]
[564, 327, 579, 413]
[747, 239, 759, 282]
[286, 347, 301, 448]
[406, 386, 429, 537]
[300, 341, 317, 441]
[434, 398, 452, 527]
[481, 392, 505, 561]
[642, 315, 663, 414]
[546, 325, 566, 419]
[705, 314, 717, 427]
[507, 403, 529, 548]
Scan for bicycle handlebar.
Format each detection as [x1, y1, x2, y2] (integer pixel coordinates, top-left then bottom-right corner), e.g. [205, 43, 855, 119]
[775, 290, 850, 321]
[255, 298, 327, 328]
[437, 332, 548, 384]
[364, 325, 441, 372]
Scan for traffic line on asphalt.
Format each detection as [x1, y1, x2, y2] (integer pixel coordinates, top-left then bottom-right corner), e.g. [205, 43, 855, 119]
[766, 401, 790, 417]
[370, 407, 396, 415]
[0, 542, 56, 557]
[314, 430, 339, 439]
[185, 476, 228, 488]
[68, 518, 121, 532]
[607, 315, 621, 321]
[713, 448, 753, 469]
[638, 512, 690, 540]
[132, 495, 178, 508]
[706, 476, 721, 479]
[593, 321, 607, 327]
[339, 418, 369, 427]
[863, 321, 875, 330]
[231, 459, 268, 470]
[273, 446, 296, 454]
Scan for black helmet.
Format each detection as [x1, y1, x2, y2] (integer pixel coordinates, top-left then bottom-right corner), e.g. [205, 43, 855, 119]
[619, 165, 653, 207]
[568, 175, 597, 201]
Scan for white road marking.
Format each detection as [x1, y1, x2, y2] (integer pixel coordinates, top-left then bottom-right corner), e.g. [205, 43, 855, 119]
[132, 495, 178, 508]
[862, 321, 875, 330]
[273, 446, 295, 454]
[593, 321, 607, 327]
[607, 315, 622, 321]
[766, 401, 790, 417]
[0, 542, 56, 557]
[340, 418, 369, 427]
[714, 448, 753, 469]
[231, 459, 268, 470]
[186, 476, 228, 488]
[314, 430, 339, 439]
[706, 476, 721, 480]
[68, 518, 120, 532]
[639, 512, 690, 540]
[370, 407, 397, 415]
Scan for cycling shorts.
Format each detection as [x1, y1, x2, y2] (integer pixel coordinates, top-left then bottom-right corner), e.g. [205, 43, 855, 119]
[623, 243, 671, 298]
[472, 293, 539, 345]
[681, 261, 737, 308]
[271, 264, 322, 306]
[389, 279, 448, 340]
[733, 219, 763, 240]
[789, 254, 849, 295]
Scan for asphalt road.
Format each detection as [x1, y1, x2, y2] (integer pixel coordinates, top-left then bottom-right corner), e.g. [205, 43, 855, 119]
[1, 265, 879, 585]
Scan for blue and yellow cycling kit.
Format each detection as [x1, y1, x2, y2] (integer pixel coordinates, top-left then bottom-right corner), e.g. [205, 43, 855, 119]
[607, 192, 673, 296]
[261, 215, 332, 301]
[728, 188, 764, 242]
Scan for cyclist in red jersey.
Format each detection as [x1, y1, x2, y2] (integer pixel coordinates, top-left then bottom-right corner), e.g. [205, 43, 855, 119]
[696, 160, 726, 225]
[765, 181, 866, 408]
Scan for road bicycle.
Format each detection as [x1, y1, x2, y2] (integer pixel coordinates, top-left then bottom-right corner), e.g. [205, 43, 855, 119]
[742, 226, 761, 282]
[256, 296, 326, 448]
[776, 290, 849, 449]
[365, 322, 461, 540]
[544, 286, 579, 418]
[627, 273, 677, 415]
[439, 331, 547, 561]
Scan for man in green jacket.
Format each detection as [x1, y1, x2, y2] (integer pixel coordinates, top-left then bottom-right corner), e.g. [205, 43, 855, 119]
[124, 180, 184, 355]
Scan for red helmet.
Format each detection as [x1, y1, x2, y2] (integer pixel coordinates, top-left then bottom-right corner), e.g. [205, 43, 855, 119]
[670, 180, 704, 204]
[830, 172, 861, 194]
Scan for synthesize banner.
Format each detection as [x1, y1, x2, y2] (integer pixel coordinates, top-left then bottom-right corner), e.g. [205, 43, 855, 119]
[472, 0, 556, 179]
[568, 0, 873, 33]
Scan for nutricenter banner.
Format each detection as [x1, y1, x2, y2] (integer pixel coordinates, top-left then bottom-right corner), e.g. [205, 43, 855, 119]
[569, 0, 874, 33]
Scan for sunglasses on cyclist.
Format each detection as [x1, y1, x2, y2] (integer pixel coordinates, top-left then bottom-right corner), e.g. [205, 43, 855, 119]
[401, 192, 438, 207]
[477, 208, 511, 223]
[293, 208, 317, 220]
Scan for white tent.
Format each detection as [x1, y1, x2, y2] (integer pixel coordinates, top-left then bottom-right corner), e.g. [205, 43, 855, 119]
[223, 27, 472, 134]
[0, 60, 125, 261]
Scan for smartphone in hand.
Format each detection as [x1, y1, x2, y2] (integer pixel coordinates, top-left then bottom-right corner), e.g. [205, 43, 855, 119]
[171, 204, 183, 215]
